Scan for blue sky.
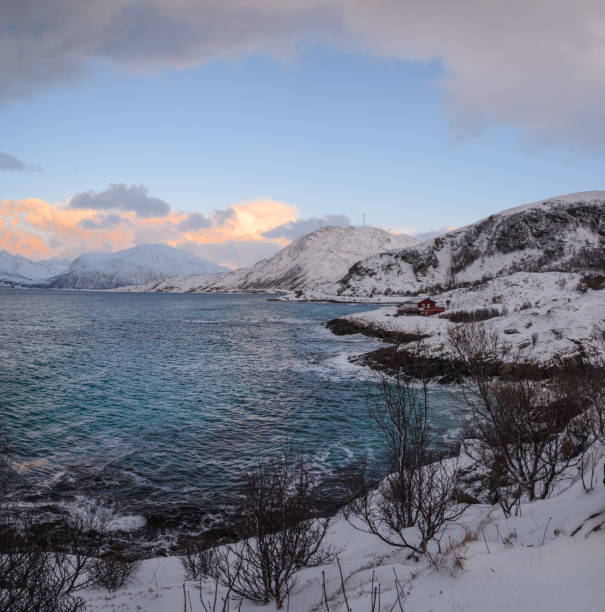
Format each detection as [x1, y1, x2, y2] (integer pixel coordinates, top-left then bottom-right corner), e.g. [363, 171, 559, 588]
[1, 1, 604, 264]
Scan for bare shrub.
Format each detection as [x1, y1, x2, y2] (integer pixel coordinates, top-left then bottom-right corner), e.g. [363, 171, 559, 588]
[576, 274, 605, 293]
[449, 324, 590, 515]
[448, 322, 510, 385]
[440, 307, 501, 323]
[567, 246, 605, 271]
[197, 575, 242, 612]
[213, 449, 334, 608]
[345, 372, 467, 553]
[0, 512, 97, 612]
[180, 532, 217, 580]
[90, 546, 141, 592]
[319, 560, 406, 612]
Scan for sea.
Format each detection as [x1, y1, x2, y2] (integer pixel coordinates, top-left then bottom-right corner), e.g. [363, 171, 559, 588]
[0, 288, 463, 552]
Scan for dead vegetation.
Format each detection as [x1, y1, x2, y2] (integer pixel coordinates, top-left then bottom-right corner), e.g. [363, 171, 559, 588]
[180, 448, 335, 609]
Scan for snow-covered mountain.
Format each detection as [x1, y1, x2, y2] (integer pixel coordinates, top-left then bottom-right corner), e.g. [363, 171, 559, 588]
[127, 226, 419, 293]
[335, 191, 605, 297]
[0, 250, 70, 285]
[48, 244, 228, 289]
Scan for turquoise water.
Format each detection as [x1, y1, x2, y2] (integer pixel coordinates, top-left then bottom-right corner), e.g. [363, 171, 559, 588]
[0, 289, 461, 548]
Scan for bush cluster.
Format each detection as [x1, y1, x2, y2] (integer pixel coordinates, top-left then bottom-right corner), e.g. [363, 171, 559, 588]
[440, 307, 501, 323]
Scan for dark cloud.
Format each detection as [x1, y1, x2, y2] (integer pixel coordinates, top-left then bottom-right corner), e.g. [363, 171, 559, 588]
[69, 183, 171, 218]
[212, 206, 236, 225]
[262, 214, 350, 240]
[177, 212, 212, 232]
[176, 207, 236, 232]
[77, 213, 125, 230]
[0, 1, 343, 101]
[0, 152, 40, 171]
[2, 2, 605, 146]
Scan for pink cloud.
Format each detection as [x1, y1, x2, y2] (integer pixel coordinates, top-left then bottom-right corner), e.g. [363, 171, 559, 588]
[0, 196, 298, 268]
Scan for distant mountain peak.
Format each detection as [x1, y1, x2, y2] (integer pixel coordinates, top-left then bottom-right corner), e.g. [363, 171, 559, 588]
[48, 243, 228, 289]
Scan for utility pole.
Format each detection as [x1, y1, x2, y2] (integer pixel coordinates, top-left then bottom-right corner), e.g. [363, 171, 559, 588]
[361, 213, 366, 227]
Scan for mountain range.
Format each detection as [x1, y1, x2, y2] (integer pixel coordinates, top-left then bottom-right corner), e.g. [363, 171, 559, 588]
[0, 244, 227, 289]
[130, 225, 419, 294]
[2, 191, 603, 293]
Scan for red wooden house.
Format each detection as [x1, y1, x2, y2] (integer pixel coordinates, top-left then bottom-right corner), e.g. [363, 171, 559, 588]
[400, 298, 445, 316]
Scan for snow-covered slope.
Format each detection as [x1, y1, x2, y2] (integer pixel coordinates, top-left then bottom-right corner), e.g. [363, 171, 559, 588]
[127, 226, 419, 293]
[341, 271, 605, 365]
[0, 250, 70, 285]
[82, 442, 605, 612]
[336, 192, 605, 297]
[48, 244, 228, 289]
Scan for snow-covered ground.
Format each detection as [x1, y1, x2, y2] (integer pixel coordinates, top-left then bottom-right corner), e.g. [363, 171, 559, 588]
[82, 443, 605, 612]
[339, 272, 605, 364]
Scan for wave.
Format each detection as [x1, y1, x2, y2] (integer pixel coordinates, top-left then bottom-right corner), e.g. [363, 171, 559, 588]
[58, 496, 147, 533]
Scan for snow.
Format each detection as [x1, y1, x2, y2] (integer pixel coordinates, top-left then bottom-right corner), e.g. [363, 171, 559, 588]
[340, 272, 605, 364]
[498, 190, 605, 217]
[330, 194, 605, 299]
[81, 444, 605, 611]
[122, 226, 419, 294]
[0, 250, 70, 284]
[48, 244, 229, 289]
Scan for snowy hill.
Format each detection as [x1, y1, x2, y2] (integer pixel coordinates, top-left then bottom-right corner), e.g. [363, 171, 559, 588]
[335, 192, 605, 298]
[340, 271, 605, 367]
[48, 244, 228, 289]
[127, 226, 419, 293]
[0, 250, 70, 285]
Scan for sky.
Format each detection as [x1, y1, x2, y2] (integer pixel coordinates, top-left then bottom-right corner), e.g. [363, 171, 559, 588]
[1, 1, 604, 268]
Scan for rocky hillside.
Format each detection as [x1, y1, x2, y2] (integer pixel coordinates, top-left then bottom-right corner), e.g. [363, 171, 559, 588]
[48, 244, 228, 289]
[128, 226, 419, 293]
[335, 192, 605, 298]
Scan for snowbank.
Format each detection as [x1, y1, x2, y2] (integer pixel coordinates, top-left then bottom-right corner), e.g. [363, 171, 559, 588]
[82, 444, 605, 611]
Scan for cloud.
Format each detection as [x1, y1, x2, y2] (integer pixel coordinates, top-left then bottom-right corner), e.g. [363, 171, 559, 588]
[0, 152, 41, 172]
[175, 239, 283, 269]
[340, 1, 605, 148]
[176, 207, 236, 232]
[77, 213, 125, 230]
[413, 226, 456, 240]
[2, 1, 605, 147]
[212, 206, 236, 225]
[69, 183, 171, 218]
[1, 194, 299, 267]
[262, 213, 350, 239]
[177, 212, 212, 232]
